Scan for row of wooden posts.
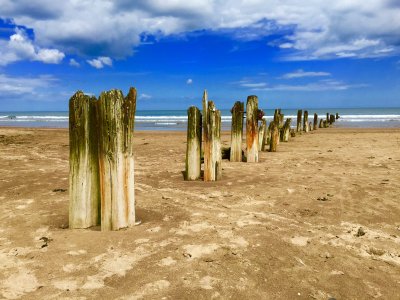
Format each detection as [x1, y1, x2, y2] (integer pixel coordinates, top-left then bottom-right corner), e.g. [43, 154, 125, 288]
[185, 91, 338, 181]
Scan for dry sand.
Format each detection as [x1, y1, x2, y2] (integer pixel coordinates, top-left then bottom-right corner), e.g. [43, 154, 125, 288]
[0, 127, 399, 299]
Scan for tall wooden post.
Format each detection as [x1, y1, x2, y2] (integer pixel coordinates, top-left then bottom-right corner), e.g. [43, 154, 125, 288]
[326, 113, 329, 124]
[336, 113, 339, 119]
[319, 119, 323, 128]
[69, 92, 100, 229]
[309, 122, 313, 131]
[313, 113, 318, 130]
[297, 110, 302, 132]
[97, 88, 137, 231]
[230, 101, 244, 162]
[246, 95, 259, 163]
[303, 110, 309, 132]
[185, 106, 202, 180]
[258, 119, 267, 151]
[282, 118, 291, 142]
[330, 114, 335, 124]
[269, 121, 279, 152]
[203, 91, 221, 181]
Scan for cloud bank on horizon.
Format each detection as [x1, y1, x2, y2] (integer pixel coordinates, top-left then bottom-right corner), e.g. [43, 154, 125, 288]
[0, 0, 400, 65]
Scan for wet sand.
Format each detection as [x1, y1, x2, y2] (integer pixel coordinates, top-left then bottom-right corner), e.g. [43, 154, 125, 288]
[0, 127, 399, 299]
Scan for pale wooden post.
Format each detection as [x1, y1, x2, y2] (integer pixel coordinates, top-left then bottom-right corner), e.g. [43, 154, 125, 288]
[69, 91, 100, 229]
[269, 121, 279, 152]
[97, 88, 137, 231]
[309, 122, 313, 131]
[282, 118, 292, 142]
[267, 121, 273, 145]
[185, 106, 202, 180]
[230, 101, 244, 162]
[319, 119, 324, 128]
[246, 95, 258, 163]
[313, 113, 318, 130]
[303, 110, 309, 132]
[258, 119, 267, 151]
[203, 91, 221, 181]
[323, 120, 328, 128]
[297, 110, 302, 132]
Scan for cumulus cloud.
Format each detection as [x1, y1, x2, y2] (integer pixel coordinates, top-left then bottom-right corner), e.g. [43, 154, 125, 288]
[281, 69, 331, 79]
[139, 93, 152, 99]
[0, 1, 399, 60]
[186, 78, 193, 84]
[69, 58, 80, 67]
[86, 56, 112, 69]
[0, 28, 64, 65]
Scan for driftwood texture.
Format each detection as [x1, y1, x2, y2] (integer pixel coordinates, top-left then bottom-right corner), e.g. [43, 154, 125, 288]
[230, 101, 244, 162]
[258, 119, 267, 151]
[69, 91, 100, 229]
[330, 114, 335, 124]
[297, 110, 302, 132]
[97, 88, 137, 231]
[313, 113, 318, 130]
[269, 121, 279, 152]
[303, 110, 309, 132]
[246, 95, 259, 162]
[319, 119, 324, 128]
[203, 91, 222, 181]
[282, 118, 292, 142]
[185, 106, 202, 180]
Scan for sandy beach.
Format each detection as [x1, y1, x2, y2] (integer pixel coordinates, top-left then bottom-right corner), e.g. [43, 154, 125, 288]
[0, 126, 399, 299]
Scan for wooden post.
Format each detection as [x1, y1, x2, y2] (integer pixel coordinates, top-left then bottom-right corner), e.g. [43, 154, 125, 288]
[303, 110, 309, 132]
[309, 122, 313, 131]
[69, 91, 100, 229]
[203, 91, 222, 181]
[313, 113, 318, 130]
[97, 88, 137, 231]
[262, 119, 268, 151]
[246, 95, 259, 163]
[230, 101, 244, 162]
[269, 121, 279, 152]
[267, 121, 273, 145]
[319, 119, 324, 128]
[330, 114, 335, 124]
[323, 120, 328, 128]
[290, 129, 296, 137]
[297, 110, 302, 132]
[258, 119, 267, 152]
[282, 118, 292, 142]
[185, 106, 202, 180]
[326, 113, 329, 125]
[336, 113, 339, 119]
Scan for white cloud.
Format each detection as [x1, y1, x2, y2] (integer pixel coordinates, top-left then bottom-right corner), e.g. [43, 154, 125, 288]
[0, 73, 57, 95]
[186, 78, 193, 84]
[0, 1, 399, 60]
[281, 69, 331, 79]
[86, 56, 112, 69]
[69, 58, 80, 67]
[249, 80, 367, 92]
[240, 82, 267, 88]
[139, 93, 152, 99]
[0, 28, 64, 66]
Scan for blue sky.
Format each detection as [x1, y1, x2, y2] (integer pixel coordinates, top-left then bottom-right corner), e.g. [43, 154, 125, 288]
[0, 1, 399, 111]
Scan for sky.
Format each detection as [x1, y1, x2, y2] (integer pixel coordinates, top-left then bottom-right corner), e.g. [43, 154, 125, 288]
[0, 0, 399, 111]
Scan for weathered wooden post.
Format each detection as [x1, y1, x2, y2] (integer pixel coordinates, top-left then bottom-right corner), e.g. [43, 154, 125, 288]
[267, 121, 273, 145]
[203, 91, 222, 181]
[258, 118, 267, 152]
[282, 118, 292, 142]
[97, 88, 137, 231]
[185, 106, 202, 180]
[246, 95, 259, 163]
[290, 129, 296, 137]
[313, 113, 318, 130]
[69, 92, 100, 229]
[336, 113, 340, 119]
[269, 121, 279, 152]
[303, 110, 309, 132]
[297, 110, 302, 132]
[326, 113, 329, 125]
[309, 122, 313, 131]
[319, 119, 324, 128]
[230, 101, 244, 162]
[330, 114, 335, 124]
[323, 120, 328, 128]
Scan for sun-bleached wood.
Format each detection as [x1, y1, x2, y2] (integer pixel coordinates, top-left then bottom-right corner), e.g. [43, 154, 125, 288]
[319, 119, 324, 128]
[313, 113, 318, 130]
[69, 91, 100, 229]
[230, 101, 244, 162]
[185, 106, 202, 180]
[97, 88, 137, 231]
[282, 118, 292, 142]
[258, 119, 267, 151]
[246, 95, 259, 162]
[303, 110, 309, 132]
[269, 121, 279, 152]
[297, 110, 302, 132]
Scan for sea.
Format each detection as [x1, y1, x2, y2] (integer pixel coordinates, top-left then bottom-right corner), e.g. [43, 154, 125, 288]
[1, 108, 400, 130]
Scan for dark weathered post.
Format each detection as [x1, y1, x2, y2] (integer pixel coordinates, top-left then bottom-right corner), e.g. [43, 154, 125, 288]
[230, 101, 244, 162]
[69, 92, 100, 229]
[323, 120, 328, 128]
[282, 118, 292, 142]
[246, 95, 258, 163]
[336, 113, 339, 119]
[203, 91, 222, 181]
[97, 88, 137, 231]
[309, 122, 313, 131]
[185, 106, 202, 180]
[269, 121, 279, 152]
[313, 113, 318, 130]
[303, 110, 309, 132]
[326, 113, 329, 125]
[290, 129, 296, 137]
[330, 114, 335, 124]
[297, 110, 302, 132]
[258, 119, 267, 152]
